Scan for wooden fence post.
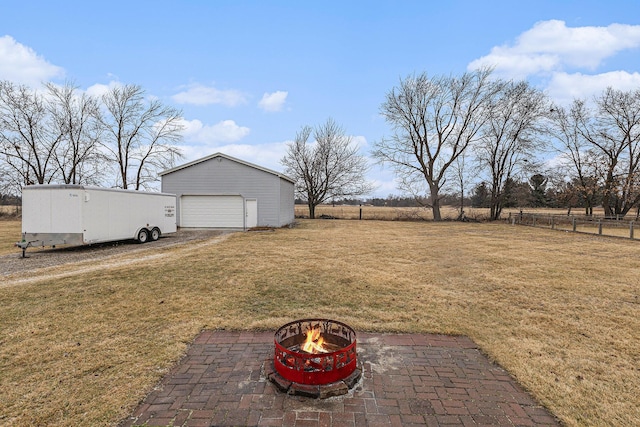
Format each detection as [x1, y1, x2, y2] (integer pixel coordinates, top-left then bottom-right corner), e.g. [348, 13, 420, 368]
[598, 219, 602, 235]
[631, 221, 634, 239]
[572, 217, 577, 232]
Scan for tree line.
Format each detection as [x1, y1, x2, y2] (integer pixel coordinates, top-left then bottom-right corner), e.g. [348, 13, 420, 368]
[0, 81, 184, 196]
[298, 170, 631, 218]
[467, 173, 631, 217]
[3, 69, 639, 222]
[283, 67, 640, 220]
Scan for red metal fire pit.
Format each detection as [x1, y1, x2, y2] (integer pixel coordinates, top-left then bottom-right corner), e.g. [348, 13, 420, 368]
[269, 319, 360, 397]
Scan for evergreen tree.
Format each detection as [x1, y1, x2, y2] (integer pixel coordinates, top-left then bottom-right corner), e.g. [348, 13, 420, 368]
[471, 182, 491, 208]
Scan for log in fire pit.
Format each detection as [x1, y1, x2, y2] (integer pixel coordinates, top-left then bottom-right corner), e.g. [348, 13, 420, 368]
[267, 319, 361, 398]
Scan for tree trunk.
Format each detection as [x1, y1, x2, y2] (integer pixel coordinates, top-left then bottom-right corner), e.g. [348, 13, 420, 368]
[494, 205, 503, 221]
[489, 192, 501, 221]
[308, 202, 316, 219]
[458, 192, 465, 221]
[432, 201, 442, 221]
[585, 205, 593, 216]
[430, 185, 442, 221]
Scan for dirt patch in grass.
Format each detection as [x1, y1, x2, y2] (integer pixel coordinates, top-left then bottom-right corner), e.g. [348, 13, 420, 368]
[0, 220, 639, 426]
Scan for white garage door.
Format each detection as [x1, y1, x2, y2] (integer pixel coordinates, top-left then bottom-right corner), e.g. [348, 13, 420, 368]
[180, 195, 244, 228]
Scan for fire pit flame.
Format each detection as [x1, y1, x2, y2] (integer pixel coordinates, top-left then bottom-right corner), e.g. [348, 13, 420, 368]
[301, 327, 328, 354]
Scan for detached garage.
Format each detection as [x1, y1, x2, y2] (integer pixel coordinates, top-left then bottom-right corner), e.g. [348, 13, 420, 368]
[159, 153, 294, 229]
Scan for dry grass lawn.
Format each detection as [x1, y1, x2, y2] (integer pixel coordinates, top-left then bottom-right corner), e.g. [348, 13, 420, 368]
[0, 220, 21, 256]
[1, 219, 639, 426]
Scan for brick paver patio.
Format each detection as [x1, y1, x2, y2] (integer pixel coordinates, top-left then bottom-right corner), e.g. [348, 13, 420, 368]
[120, 330, 560, 426]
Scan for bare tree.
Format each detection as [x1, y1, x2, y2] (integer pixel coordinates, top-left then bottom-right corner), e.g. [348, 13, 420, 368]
[548, 101, 600, 216]
[373, 68, 497, 221]
[545, 170, 574, 214]
[452, 152, 471, 220]
[99, 84, 184, 190]
[475, 80, 548, 220]
[281, 118, 374, 219]
[46, 82, 103, 185]
[0, 160, 25, 197]
[0, 81, 62, 186]
[573, 88, 640, 217]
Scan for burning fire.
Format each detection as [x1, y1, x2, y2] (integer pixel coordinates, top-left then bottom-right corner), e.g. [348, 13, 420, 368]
[301, 327, 328, 354]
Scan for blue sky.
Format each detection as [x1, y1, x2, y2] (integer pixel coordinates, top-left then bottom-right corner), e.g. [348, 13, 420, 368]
[2, 1, 640, 197]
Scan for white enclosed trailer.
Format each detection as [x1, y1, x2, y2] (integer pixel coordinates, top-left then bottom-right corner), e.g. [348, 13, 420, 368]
[18, 185, 177, 255]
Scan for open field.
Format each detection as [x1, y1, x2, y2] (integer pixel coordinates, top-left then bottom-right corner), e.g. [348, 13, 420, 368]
[295, 204, 608, 221]
[298, 204, 639, 240]
[0, 205, 20, 216]
[1, 220, 639, 426]
[296, 203, 479, 220]
[525, 215, 639, 239]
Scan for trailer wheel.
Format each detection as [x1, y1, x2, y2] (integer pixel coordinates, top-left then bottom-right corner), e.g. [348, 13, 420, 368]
[150, 227, 161, 241]
[137, 228, 149, 244]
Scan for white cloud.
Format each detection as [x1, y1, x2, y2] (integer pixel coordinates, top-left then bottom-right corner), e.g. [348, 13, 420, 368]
[213, 142, 289, 172]
[544, 153, 571, 172]
[365, 164, 398, 198]
[180, 118, 250, 144]
[179, 141, 289, 175]
[351, 135, 369, 150]
[258, 91, 288, 112]
[546, 71, 640, 106]
[172, 83, 247, 106]
[85, 81, 123, 98]
[369, 179, 398, 198]
[468, 20, 640, 79]
[0, 35, 64, 86]
[85, 81, 165, 105]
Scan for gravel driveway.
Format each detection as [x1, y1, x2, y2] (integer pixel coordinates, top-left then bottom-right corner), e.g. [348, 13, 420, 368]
[1, 229, 229, 278]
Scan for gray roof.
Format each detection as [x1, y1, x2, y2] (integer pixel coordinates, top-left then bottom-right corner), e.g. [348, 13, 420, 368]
[159, 152, 295, 183]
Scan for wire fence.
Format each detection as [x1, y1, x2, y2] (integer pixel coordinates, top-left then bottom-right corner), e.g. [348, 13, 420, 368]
[508, 212, 638, 240]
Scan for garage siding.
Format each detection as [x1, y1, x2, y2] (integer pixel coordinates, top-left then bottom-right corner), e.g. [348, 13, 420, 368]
[279, 178, 295, 226]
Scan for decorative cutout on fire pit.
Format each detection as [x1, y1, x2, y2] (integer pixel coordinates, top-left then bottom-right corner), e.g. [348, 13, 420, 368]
[268, 319, 361, 398]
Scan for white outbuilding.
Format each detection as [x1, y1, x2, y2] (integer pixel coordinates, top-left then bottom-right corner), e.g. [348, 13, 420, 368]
[159, 152, 295, 229]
